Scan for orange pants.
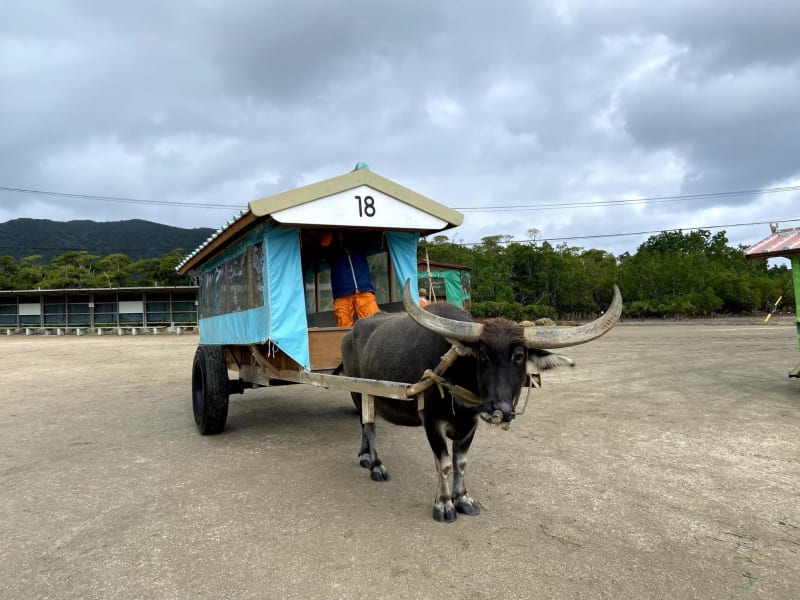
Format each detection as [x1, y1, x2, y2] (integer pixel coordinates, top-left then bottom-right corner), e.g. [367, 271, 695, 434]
[334, 291, 380, 326]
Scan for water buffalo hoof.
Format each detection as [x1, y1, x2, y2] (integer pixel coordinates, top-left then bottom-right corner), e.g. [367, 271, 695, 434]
[370, 465, 390, 482]
[359, 454, 371, 468]
[433, 501, 457, 523]
[454, 495, 481, 516]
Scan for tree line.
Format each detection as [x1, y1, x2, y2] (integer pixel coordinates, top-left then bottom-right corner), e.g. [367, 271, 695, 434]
[0, 229, 793, 319]
[421, 229, 793, 319]
[0, 251, 189, 290]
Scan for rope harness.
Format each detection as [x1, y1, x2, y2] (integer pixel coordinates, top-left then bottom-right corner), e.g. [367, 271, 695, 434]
[418, 369, 484, 407]
[407, 344, 541, 416]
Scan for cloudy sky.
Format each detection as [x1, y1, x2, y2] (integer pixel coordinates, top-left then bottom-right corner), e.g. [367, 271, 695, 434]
[2, 0, 799, 257]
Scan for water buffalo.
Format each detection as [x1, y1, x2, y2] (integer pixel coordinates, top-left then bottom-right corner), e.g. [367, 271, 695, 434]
[341, 282, 622, 522]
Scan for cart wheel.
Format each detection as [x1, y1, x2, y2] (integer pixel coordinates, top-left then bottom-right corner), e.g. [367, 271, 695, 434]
[192, 345, 229, 434]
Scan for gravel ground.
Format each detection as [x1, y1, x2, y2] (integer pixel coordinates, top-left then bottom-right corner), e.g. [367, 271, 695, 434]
[1, 317, 798, 599]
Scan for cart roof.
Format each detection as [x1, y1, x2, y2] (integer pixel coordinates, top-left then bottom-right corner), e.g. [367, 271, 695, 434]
[744, 225, 800, 260]
[177, 166, 463, 274]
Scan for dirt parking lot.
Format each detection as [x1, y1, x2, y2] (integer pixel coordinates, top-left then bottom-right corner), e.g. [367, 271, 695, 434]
[1, 319, 799, 599]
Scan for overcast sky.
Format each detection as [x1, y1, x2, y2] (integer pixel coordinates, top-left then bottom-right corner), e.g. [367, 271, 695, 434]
[2, 0, 799, 257]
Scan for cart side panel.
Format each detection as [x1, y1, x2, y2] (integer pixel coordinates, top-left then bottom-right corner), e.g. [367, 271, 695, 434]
[199, 306, 270, 346]
[197, 222, 311, 370]
[308, 327, 350, 370]
[198, 223, 270, 344]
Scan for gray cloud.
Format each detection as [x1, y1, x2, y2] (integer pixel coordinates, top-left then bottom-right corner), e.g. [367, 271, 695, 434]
[1, 0, 798, 257]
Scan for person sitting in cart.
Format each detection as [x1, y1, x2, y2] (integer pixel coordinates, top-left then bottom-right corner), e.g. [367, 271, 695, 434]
[318, 230, 380, 327]
[418, 288, 430, 307]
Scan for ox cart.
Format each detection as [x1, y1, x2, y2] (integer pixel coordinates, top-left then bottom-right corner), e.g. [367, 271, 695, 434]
[177, 165, 623, 521]
[177, 165, 475, 433]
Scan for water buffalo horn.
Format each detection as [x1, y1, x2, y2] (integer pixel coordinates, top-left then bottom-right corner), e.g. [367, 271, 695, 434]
[523, 285, 623, 349]
[402, 280, 484, 342]
[402, 281, 622, 349]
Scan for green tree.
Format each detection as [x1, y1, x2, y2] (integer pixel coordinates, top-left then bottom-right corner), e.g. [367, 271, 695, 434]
[41, 251, 99, 288]
[123, 252, 191, 287]
[15, 255, 47, 290]
[505, 242, 543, 305]
[581, 249, 618, 310]
[0, 256, 18, 290]
[471, 236, 514, 303]
[150, 251, 190, 286]
[94, 253, 133, 287]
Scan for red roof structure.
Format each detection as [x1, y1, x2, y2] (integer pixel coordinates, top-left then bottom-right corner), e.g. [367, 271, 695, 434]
[744, 225, 800, 259]
[417, 259, 471, 271]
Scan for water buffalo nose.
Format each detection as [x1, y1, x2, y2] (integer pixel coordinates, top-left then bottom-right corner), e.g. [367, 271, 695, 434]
[489, 409, 515, 424]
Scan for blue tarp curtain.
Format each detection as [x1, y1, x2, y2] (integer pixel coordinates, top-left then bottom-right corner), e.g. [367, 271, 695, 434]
[264, 226, 309, 369]
[386, 231, 420, 303]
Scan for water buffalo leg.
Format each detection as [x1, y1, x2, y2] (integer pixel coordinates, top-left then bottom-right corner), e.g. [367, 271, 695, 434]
[452, 421, 480, 516]
[356, 395, 389, 482]
[358, 422, 390, 481]
[424, 420, 456, 522]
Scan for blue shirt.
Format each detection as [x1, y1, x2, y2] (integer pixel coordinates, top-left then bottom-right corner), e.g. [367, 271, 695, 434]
[329, 250, 375, 298]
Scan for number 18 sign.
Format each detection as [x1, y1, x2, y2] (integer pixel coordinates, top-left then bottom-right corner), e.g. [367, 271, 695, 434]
[271, 185, 450, 230]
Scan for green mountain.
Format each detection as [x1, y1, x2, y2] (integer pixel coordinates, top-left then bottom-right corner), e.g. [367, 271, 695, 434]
[0, 218, 214, 262]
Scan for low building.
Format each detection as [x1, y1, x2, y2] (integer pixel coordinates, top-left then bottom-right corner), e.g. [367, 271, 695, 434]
[0, 286, 198, 330]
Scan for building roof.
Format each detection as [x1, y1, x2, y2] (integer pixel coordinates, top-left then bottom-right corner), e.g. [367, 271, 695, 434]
[417, 259, 471, 272]
[176, 166, 463, 275]
[0, 286, 198, 297]
[744, 225, 800, 259]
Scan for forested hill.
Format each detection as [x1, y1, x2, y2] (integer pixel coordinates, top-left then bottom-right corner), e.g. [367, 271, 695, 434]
[0, 218, 214, 262]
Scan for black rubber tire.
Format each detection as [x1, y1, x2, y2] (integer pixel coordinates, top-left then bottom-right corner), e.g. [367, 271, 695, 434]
[192, 345, 229, 434]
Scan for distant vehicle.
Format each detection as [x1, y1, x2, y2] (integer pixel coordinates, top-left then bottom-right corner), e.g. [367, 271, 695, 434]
[744, 224, 800, 377]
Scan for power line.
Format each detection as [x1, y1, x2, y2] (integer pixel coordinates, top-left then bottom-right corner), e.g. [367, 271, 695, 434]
[3, 181, 799, 251]
[450, 216, 800, 247]
[453, 184, 800, 212]
[0, 186, 243, 211]
[2, 182, 798, 213]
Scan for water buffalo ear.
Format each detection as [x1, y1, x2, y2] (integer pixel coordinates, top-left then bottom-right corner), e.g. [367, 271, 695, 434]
[527, 351, 575, 372]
